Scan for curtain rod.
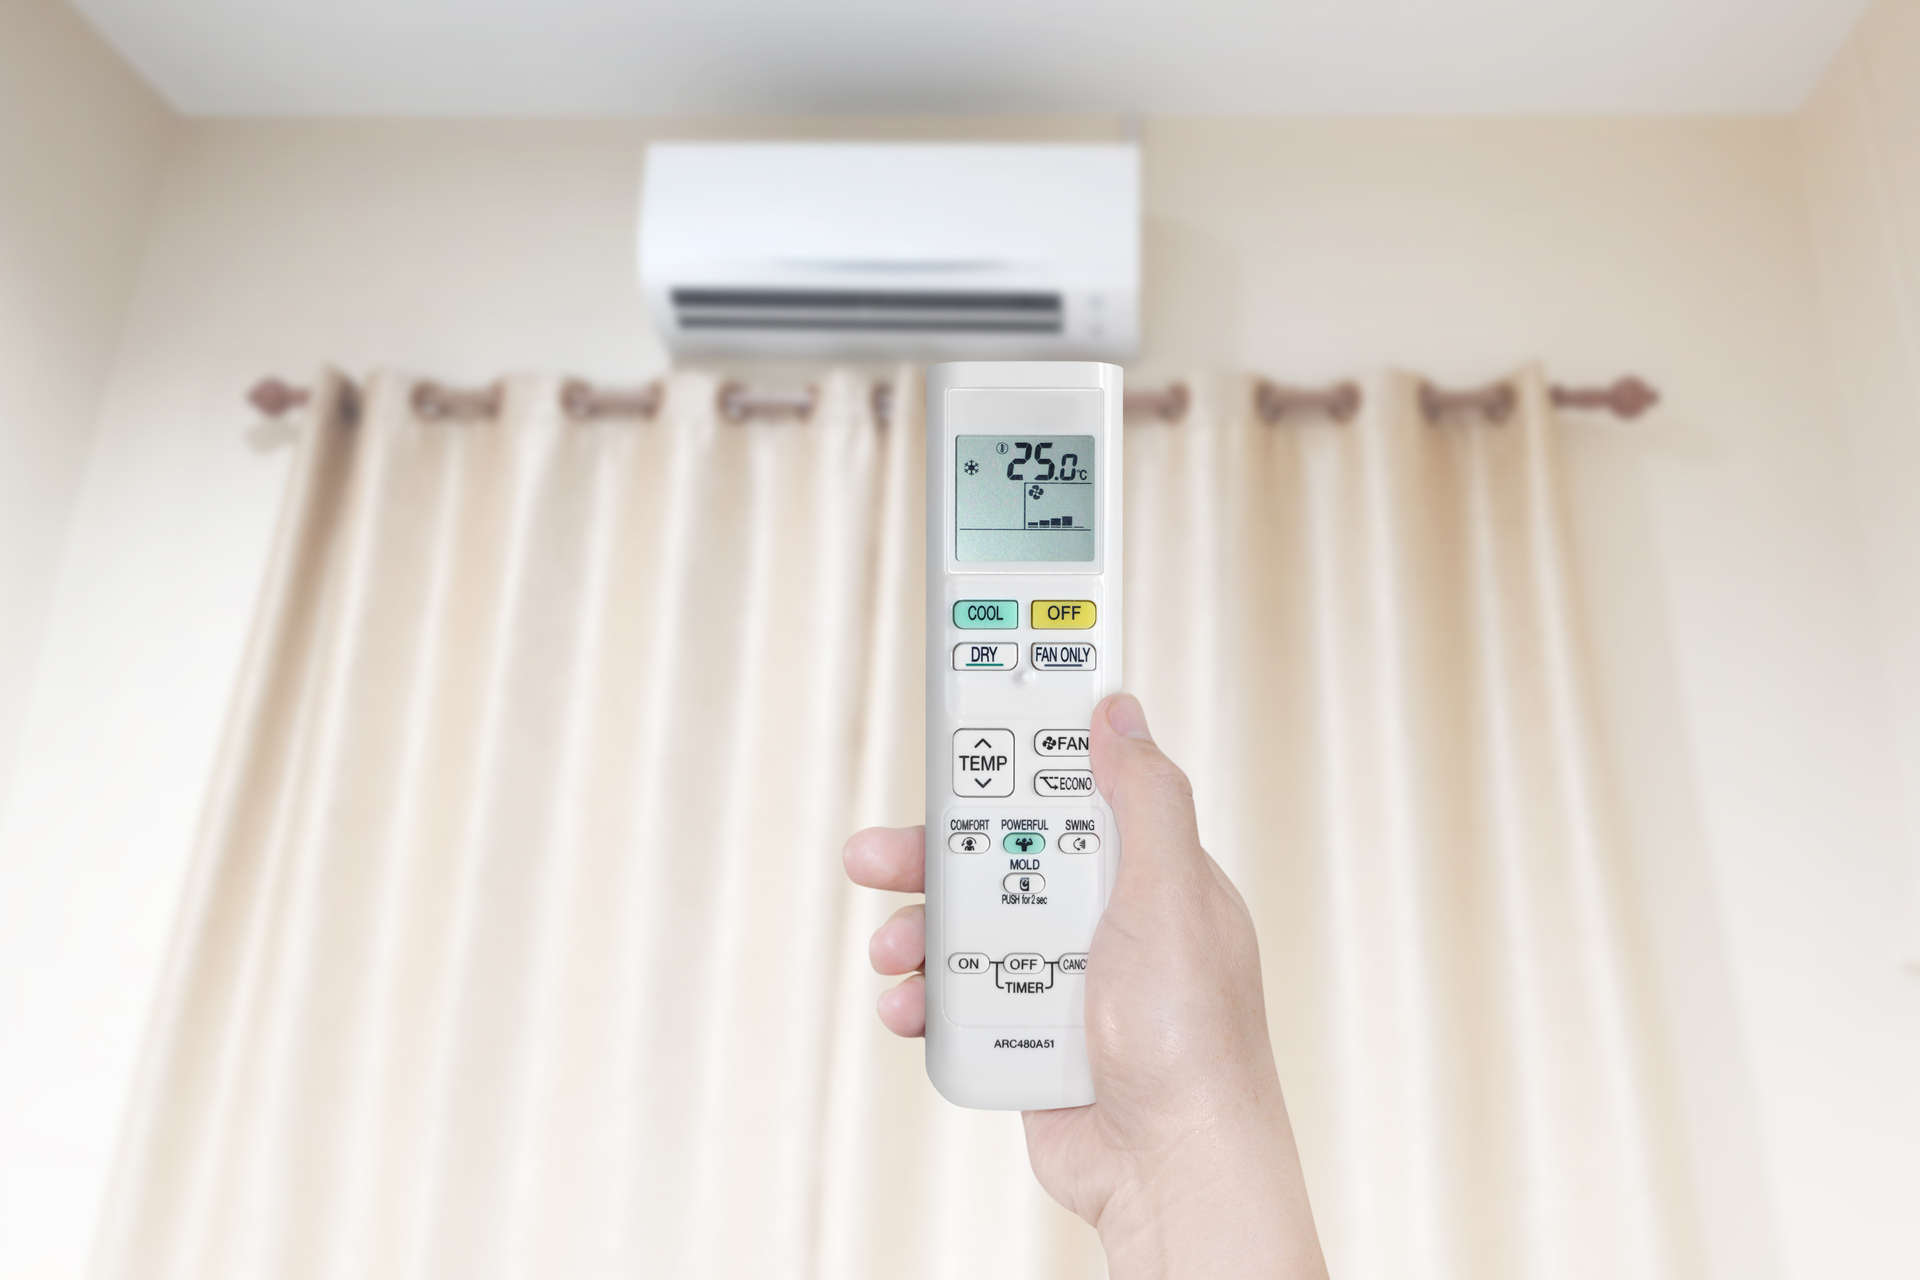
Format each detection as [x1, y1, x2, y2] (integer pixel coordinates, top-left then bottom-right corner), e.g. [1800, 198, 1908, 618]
[247, 373, 1659, 427]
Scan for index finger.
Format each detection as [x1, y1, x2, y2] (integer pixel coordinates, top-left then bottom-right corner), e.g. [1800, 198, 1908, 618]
[843, 825, 926, 893]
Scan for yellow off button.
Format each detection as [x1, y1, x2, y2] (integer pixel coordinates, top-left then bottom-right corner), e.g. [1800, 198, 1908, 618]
[1031, 600, 1097, 629]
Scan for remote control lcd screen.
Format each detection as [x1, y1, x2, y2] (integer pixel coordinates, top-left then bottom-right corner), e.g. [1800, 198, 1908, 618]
[955, 435, 1096, 562]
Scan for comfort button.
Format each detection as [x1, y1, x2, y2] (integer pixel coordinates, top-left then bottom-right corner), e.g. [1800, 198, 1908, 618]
[1002, 831, 1045, 855]
[948, 830, 990, 854]
[1035, 770, 1096, 797]
[1031, 600, 1097, 629]
[953, 641, 1018, 670]
[953, 599, 1018, 630]
[953, 729, 1015, 797]
[948, 952, 989, 974]
[1004, 872, 1045, 894]
[1058, 832, 1101, 854]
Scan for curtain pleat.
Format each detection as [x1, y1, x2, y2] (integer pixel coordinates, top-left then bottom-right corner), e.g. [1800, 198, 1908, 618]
[1124, 368, 1696, 1280]
[94, 364, 1695, 1280]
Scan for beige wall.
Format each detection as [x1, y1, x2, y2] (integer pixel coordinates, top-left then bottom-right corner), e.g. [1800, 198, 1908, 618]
[1789, 8, 1920, 1272]
[0, 0, 173, 818]
[1802, 0, 1920, 953]
[4, 20, 1919, 1280]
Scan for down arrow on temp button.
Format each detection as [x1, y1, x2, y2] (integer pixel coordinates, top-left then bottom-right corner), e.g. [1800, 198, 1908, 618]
[952, 728, 1015, 798]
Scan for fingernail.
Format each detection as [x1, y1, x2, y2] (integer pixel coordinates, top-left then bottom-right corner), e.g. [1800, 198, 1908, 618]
[1105, 693, 1153, 741]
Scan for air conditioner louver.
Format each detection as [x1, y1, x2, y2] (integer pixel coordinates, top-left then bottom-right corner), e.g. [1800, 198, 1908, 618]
[671, 288, 1064, 334]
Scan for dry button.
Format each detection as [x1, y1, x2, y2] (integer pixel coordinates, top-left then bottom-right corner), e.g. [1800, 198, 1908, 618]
[1031, 600, 1097, 629]
[1058, 831, 1101, 854]
[953, 641, 1018, 670]
[1057, 953, 1089, 974]
[948, 952, 989, 974]
[948, 830, 990, 854]
[1035, 769, 1096, 797]
[1004, 872, 1045, 894]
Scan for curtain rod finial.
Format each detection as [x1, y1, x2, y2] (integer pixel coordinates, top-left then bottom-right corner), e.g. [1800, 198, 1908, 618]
[249, 378, 309, 417]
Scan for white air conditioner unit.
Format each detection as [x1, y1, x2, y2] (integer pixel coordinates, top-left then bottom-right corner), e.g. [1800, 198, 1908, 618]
[638, 143, 1139, 360]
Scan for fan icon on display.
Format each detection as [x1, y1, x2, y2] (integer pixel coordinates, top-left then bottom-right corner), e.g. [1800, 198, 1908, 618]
[964, 460, 979, 475]
[1028, 485, 1044, 500]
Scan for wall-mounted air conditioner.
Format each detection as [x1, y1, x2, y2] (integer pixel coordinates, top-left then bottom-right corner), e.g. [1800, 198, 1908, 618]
[639, 143, 1139, 360]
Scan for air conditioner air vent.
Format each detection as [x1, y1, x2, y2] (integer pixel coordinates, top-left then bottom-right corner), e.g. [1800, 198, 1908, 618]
[671, 288, 1064, 334]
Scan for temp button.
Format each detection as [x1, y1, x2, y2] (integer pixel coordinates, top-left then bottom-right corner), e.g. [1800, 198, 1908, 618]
[953, 729, 1014, 797]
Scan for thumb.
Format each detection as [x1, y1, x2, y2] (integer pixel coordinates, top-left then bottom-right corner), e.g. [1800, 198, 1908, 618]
[1090, 694, 1207, 892]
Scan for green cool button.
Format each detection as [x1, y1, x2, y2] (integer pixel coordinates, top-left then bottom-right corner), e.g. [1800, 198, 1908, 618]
[953, 600, 1018, 630]
[1003, 831, 1046, 854]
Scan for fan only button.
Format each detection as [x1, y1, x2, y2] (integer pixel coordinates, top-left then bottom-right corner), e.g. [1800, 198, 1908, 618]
[1035, 769, 1096, 798]
[952, 729, 1014, 798]
[1004, 872, 1046, 894]
[948, 830, 990, 854]
[948, 952, 989, 974]
[953, 642, 1018, 671]
[1031, 642, 1097, 671]
[1058, 831, 1101, 854]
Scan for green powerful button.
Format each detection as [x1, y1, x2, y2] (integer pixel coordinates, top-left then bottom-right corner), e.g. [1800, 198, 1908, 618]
[953, 599, 1018, 630]
[1003, 831, 1046, 855]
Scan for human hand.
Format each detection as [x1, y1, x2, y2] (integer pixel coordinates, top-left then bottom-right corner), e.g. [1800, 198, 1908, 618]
[843, 693, 1327, 1279]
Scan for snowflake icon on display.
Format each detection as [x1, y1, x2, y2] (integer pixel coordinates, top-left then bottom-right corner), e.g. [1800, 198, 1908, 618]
[964, 460, 979, 475]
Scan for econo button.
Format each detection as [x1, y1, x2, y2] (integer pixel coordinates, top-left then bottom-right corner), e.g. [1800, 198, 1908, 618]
[953, 600, 1018, 629]
[1031, 600, 1097, 629]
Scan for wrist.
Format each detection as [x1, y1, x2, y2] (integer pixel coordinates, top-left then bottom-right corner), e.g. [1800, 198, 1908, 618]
[1095, 1098, 1324, 1280]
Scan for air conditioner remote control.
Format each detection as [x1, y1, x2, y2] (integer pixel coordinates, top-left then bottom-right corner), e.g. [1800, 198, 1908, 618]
[923, 362, 1123, 1110]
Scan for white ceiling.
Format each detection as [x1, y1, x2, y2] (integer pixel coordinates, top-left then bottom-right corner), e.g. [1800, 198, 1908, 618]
[74, 0, 1871, 117]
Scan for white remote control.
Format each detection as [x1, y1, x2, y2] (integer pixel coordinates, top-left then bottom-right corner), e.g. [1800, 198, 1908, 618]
[923, 361, 1123, 1111]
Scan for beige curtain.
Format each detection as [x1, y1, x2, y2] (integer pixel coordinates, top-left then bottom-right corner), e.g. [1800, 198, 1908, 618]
[94, 366, 1694, 1280]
